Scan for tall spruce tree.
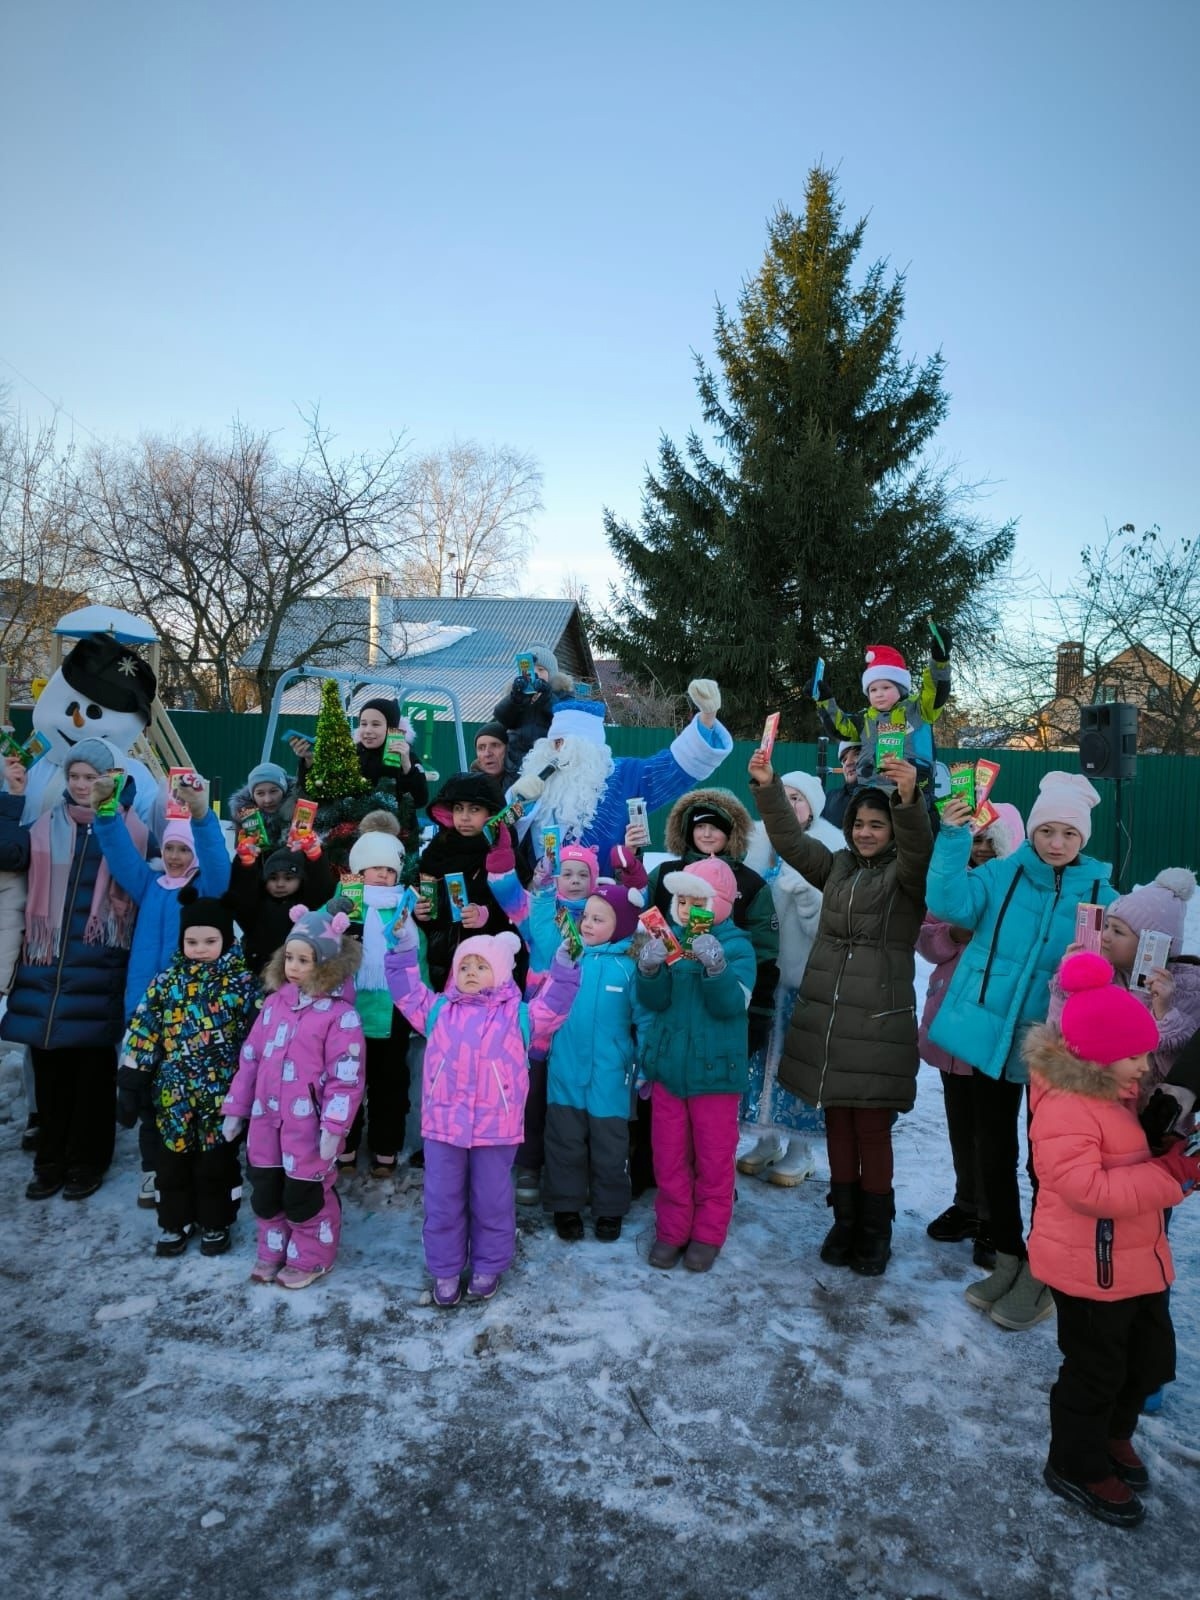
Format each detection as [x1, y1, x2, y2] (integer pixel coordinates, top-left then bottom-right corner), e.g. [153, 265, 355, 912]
[597, 167, 1014, 739]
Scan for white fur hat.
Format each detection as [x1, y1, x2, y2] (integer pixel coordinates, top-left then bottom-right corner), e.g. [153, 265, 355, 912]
[348, 832, 405, 875]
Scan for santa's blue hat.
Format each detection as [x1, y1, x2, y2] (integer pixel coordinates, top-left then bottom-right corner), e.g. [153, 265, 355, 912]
[547, 699, 608, 746]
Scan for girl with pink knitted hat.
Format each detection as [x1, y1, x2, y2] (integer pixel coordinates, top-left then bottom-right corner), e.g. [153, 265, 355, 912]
[385, 919, 581, 1306]
[1024, 951, 1200, 1529]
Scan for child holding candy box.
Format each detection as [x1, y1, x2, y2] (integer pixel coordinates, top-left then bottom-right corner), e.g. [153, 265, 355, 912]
[927, 771, 1117, 1331]
[815, 625, 951, 797]
[1024, 952, 1200, 1528]
[414, 773, 525, 996]
[491, 644, 575, 782]
[228, 760, 300, 848]
[636, 856, 756, 1273]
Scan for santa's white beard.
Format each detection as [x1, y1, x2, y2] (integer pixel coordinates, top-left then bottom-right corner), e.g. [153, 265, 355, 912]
[521, 735, 615, 841]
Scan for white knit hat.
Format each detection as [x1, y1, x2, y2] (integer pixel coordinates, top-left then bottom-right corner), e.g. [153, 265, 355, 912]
[1108, 868, 1196, 957]
[1025, 772, 1102, 845]
[348, 832, 405, 875]
[779, 770, 826, 823]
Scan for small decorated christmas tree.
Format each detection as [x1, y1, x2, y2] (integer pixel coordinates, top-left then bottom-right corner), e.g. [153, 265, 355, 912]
[306, 679, 370, 801]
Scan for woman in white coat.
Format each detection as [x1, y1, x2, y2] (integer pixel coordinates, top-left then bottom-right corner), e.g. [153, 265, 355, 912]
[738, 770, 843, 1184]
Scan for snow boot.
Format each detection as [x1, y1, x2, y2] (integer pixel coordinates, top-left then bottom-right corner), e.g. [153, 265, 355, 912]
[926, 1203, 976, 1242]
[819, 1182, 859, 1267]
[155, 1225, 193, 1258]
[25, 1169, 64, 1201]
[467, 1272, 500, 1300]
[433, 1276, 462, 1307]
[683, 1240, 720, 1272]
[554, 1211, 584, 1241]
[736, 1133, 783, 1176]
[965, 1250, 1022, 1311]
[1108, 1437, 1150, 1490]
[369, 1155, 397, 1180]
[766, 1140, 816, 1187]
[200, 1227, 232, 1257]
[594, 1216, 622, 1242]
[1042, 1463, 1144, 1528]
[989, 1261, 1054, 1330]
[138, 1173, 157, 1210]
[249, 1258, 281, 1284]
[850, 1189, 894, 1276]
[62, 1170, 103, 1201]
[649, 1238, 684, 1270]
[515, 1167, 541, 1206]
[277, 1264, 331, 1290]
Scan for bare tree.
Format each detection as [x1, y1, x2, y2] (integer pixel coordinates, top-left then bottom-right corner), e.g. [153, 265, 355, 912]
[969, 526, 1200, 753]
[396, 441, 543, 597]
[78, 413, 414, 710]
[0, 404, 87, 699]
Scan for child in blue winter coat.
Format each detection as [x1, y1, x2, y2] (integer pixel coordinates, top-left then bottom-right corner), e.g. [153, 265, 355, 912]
[543, 877, 650, 1244]
[926, 770, 1117, 1332]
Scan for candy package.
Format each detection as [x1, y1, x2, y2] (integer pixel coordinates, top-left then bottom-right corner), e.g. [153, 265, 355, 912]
[445, 872, 469, 923]
[382, 732, 407, 768]
[542, 827, 561, 874]
[555, 905, 584, 960]
[515, 652, 537, 687]
[875, 728, 907, 763]
[759, 712, 780, 761]
[637, 906, 684, 964]
[1074, 903, 1105, 955]
[339, 878, 365, 921]
[682, 906, 715, 952]
[1130, 929, 1172, 997]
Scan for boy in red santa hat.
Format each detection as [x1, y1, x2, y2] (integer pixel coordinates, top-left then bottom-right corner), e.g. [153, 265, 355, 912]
[815, 624, 951, 797]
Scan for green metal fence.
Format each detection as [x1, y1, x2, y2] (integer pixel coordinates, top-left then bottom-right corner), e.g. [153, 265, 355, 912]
[10, 708, 1197, 888]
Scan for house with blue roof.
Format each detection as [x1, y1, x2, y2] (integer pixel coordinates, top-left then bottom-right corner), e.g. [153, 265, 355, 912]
[238, 589, 597, 723]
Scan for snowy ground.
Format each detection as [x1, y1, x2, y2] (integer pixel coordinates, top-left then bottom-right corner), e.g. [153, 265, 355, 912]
[1, 960, 1197, 1600]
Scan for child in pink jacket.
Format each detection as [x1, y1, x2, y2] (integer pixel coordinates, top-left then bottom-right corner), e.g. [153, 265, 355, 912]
[222, 902, 364, 1290]
[386, 924, 581, 1306]
[1025, 951, 1200, 1529]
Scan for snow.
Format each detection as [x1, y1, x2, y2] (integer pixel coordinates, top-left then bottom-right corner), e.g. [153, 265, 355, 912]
[0, 897, 1197, 1598]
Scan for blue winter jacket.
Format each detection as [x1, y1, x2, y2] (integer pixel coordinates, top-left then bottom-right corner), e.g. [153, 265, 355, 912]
[926, 823, 1116, 1083]
[636, 917, 756, 1099]
[546, 937, 650, 1119]
[0, 795, 133, 1051]
[95, 807, 232, 1019]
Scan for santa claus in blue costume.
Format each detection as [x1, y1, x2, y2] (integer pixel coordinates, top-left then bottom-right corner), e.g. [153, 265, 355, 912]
[510, 679, 732, 864]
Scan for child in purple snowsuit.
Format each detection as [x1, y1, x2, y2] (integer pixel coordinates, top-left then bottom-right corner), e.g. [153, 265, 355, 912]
[385, 924, 581, 1306]
[221, 901, 364, 1290]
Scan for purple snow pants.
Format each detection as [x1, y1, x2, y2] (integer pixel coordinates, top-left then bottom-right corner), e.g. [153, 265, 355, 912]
[423, 1139, 518, 1278]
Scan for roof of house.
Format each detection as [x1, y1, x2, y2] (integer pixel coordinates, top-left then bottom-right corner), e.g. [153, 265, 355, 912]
[239, 595, 597, 723]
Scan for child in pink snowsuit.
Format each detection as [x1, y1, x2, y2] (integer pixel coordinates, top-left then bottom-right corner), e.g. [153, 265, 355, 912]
[222, 902, 364, 1289]
[385, 924, 581, 1306]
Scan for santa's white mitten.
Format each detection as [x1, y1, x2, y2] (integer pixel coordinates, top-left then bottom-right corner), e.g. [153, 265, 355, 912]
[687, 679, 721, 717]
[510, 772, 546, 803]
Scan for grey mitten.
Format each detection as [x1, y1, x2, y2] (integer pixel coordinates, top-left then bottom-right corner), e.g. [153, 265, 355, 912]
[637, 937, 668, 975]
[221, 1115, 245, 1143]
[690, 933, 726, 975]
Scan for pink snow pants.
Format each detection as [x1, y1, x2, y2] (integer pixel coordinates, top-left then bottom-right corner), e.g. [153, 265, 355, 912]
[252, 1170, 341, 1273]
[651, 1084, 740, 1248]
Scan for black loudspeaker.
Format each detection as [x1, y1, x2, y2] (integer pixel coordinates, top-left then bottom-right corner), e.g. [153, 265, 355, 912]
[1079, 703, 1137, 780]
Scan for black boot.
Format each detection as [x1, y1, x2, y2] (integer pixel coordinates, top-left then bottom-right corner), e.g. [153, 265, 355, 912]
[819, 1182, 859, 1266]
[850, 1189, 894, 1276]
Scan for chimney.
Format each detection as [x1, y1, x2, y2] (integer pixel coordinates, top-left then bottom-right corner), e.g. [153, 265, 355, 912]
[368, 578, 392, 666]
[1056, 641, 1084, 698]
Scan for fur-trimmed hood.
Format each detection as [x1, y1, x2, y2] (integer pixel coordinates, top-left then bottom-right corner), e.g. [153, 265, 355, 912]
[261, 938, 362, 996]
[664, 787, 752, 860]
[1024, 1022, 1124, 1101]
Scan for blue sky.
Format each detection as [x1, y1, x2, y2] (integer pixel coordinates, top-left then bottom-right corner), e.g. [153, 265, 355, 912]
[2, 0, 1196, 609]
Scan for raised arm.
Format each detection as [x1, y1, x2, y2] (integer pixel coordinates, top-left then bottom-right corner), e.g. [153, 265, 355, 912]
[93, 810, 156, 903]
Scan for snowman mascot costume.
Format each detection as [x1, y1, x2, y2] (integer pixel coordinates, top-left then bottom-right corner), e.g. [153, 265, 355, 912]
[21, 635, 163, 831]
[510, 679, 733, 866]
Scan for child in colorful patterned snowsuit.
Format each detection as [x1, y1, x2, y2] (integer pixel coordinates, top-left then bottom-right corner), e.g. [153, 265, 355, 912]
[385, 923, 581, 1306]
[815, 627, 951, 795]
[221, 902, 364, 1289]
[118, 892, 259, 1257]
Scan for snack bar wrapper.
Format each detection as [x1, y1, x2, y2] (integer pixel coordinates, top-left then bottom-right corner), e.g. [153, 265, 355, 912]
[95, 770, 127, 819]
[974, 759, 1001, 804]
[875, 727, 907, 764]
[759, 712, 780, 761]
[555, 905, 584, 961]
[237, 809, 270, 850]
[484, 801, 521, 845]
[382, 731, 407, 768]
[968, 799, 1000, 834]
[445, 871, 469, 923]
[949, 763, 977, 809]
[339, 878, 365, 921]
[394, 886, 418, 925]
[637, 906, 684, 965]
[1074, 903, 1105, 955]
[626, 797, 649, 834]
[417, 879, 439, 915]
[542, 827, 561, 874]
[682, 906, 715, 952]
[515, 651, 537, 687]
[0, 729, 31, 767]
[290, 798, 319, 838]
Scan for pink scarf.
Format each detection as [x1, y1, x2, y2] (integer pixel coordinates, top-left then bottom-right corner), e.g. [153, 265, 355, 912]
[26, 803, 148, 965]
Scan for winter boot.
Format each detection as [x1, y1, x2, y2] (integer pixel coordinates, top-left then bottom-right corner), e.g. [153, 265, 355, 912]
[594, 1216, 622, 1242]
[1108, 1437, 1150, 1490]
[200, 1227, 232, 1257]
[989, 1261, 1055, 1330]
[964, 1250, 1022, 1311]
[155, 1225, 193, 1258]
[433, 1276, 462, 1307]
[554, 1211, 584, 1242]
[466, 1272, 500, 1300]
[137, 1173, 157, 1210]
[683, 1240, 720, 1272]
[249, 1258, 281, 1284]
[1042, 1463, 1144, 1528]
[926, 1203, 976, 1242]
[736, 1134, 783, 1177]
[819, 1182, 859, 1267]
[515, 1167, 541, 1206]
[648, 1238, 685, 1270]
[850, 1190, 894, 1276]
[767, 1140, 816, 1187]
[277, 1264, 331, 1290]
